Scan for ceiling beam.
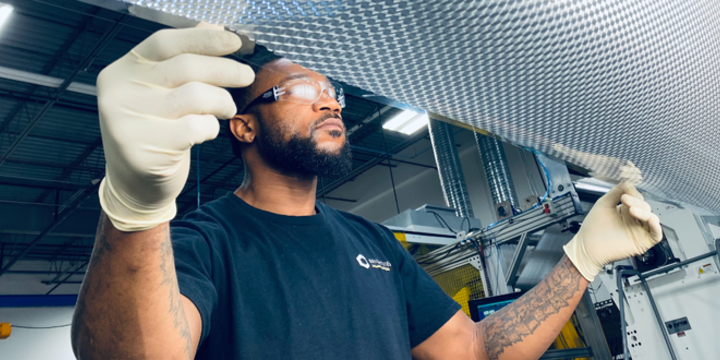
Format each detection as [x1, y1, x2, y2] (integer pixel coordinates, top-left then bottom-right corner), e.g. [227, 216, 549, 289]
[0, 90, 98, 113]
[3, 158, 101, 173]
[45, 260, 89, 295]
[35, 137, 104, 203]
[0, 230, 95, 238]
[0, 14, 128, 168]
[0, 175, 89, 191]
[0, 181, 101, 278]
[0, 5, 101, 136]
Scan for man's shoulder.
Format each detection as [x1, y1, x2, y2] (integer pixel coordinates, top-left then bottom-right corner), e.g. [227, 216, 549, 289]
[170, 193, 239, 239]
[319, 203, 395, 240]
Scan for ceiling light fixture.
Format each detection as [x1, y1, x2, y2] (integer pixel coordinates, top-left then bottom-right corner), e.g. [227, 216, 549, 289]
[0, 4, 13, 31]
[382, 110, 429, 135]
[0, 65, 97, 96]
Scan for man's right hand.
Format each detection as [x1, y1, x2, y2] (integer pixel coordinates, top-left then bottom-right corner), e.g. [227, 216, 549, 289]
[98, 26, 255, 232]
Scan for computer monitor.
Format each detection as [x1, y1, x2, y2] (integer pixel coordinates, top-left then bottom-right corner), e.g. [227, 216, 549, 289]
[468, 292, 525, 322]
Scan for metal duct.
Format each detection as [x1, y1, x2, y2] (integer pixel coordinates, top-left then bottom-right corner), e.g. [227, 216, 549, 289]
[428, 119, 474, 218]
[475, 133, 519, 210]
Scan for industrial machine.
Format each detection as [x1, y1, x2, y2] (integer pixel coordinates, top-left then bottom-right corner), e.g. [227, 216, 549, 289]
[387, 154, 609, 360]
[400, 174, 720, 360]
[585, 184, 720, 360]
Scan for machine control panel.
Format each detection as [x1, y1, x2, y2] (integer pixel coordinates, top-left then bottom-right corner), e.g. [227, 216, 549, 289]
[665, 317, 691, 335]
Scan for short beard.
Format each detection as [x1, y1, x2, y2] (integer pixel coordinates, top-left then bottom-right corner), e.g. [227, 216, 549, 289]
[256, 116, 353, 179]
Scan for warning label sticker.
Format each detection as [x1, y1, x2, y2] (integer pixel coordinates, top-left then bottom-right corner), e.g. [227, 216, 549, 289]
[698, 263, 717, 275]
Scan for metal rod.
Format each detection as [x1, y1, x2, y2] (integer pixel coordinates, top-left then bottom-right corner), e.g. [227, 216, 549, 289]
[575, 292, 613, 360]
[617, 267, 678, 360]
[617, 268, 630, 360]
[643, 249, 719, 278]
[538, 348, 593, 359]
[505, 233, 528, 287]
[350, 146, 437, 170]
[617, 243, 720, 359]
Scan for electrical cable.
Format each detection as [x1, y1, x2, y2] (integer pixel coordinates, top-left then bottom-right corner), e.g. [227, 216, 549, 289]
[484, 148, 552, 230]
[379, 108, 401, 215]
[416, 242, 461, 264]
[10, 324, 72, 329]
[460, 217, 469, 233]
[427, 211, 457, 234]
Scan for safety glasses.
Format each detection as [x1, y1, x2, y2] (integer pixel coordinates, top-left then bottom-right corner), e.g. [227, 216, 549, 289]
[239, 77, 345, 114]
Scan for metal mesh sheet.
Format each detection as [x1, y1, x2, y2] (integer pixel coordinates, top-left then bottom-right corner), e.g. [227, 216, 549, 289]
[124, 0, 720, 214]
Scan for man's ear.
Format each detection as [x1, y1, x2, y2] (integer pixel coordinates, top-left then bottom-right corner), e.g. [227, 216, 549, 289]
[229, 114, 257, 144]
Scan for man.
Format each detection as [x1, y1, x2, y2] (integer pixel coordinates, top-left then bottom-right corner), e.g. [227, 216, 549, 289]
[72, 25, 662, 360]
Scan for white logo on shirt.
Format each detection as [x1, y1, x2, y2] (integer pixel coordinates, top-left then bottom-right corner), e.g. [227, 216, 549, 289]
[356, 254, 370, 269]
[356, 254, 391, 271]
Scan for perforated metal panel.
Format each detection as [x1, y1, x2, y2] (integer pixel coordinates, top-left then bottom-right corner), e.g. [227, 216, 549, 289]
[431, 264, 485, 317]
[123, 0, 720, 214]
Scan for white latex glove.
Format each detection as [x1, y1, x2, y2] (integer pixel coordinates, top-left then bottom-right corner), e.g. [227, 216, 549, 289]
[98, 25, 255, 231]
[563, 183, 663, 281]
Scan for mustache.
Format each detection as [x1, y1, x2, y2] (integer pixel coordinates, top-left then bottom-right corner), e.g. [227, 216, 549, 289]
[312, 113, 344, 128]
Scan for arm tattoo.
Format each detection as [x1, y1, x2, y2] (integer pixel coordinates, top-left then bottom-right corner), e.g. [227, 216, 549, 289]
[481, 257, 583, 360]
[72, 215, 113, 354]
[160, 227, 194, 360]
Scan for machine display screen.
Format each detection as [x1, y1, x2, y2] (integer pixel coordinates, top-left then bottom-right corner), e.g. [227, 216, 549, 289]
[468, 292, 525, 322]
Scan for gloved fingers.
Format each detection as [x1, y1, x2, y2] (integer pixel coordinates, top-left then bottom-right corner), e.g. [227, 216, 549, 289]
[621, 181, 644, 200]
[598, 182, 644, 208]
[166, 81, 237, 120]
[150, 54, 255, 88]
[621, 194, 651, 212]
[134, 28, 242, 62]
[195, 22, 224, 31]
[173, 114, 221, 147]
[596, 182, 628, 207]
[628, 207, 663, 243]
[646, 212, 663, 243]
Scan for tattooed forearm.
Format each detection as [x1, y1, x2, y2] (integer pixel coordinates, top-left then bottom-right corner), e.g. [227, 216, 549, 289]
[160, 227, 193, 360]
[480, 256, 586, 360]
[71, 214, 194, 359]
[72, 214, 113, 356]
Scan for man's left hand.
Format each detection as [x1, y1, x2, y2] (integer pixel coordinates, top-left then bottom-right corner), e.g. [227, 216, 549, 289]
[564, 182, 663, 281]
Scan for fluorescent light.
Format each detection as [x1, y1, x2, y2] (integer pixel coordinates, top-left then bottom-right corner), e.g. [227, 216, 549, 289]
[383, 110, 418, 131]
[0, 4, 13, 30]
[398, 113, 429, 135]
[0, 65, 97, 96]
[383, 110, 429, 135]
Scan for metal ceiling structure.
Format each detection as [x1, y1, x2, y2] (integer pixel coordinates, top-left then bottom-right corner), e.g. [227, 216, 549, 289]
[0, 0, 432, 290]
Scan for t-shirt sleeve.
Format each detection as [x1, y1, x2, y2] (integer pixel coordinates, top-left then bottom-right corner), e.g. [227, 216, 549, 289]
[380, 226, 462, 348]
[171, 214, 221, 345]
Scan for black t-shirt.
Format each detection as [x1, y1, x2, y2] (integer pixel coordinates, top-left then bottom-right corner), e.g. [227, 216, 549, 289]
[171, 192, 460, 359]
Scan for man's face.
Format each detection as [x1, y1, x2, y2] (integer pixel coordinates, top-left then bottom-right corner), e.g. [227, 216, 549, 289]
[247, 59, 352, 178]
